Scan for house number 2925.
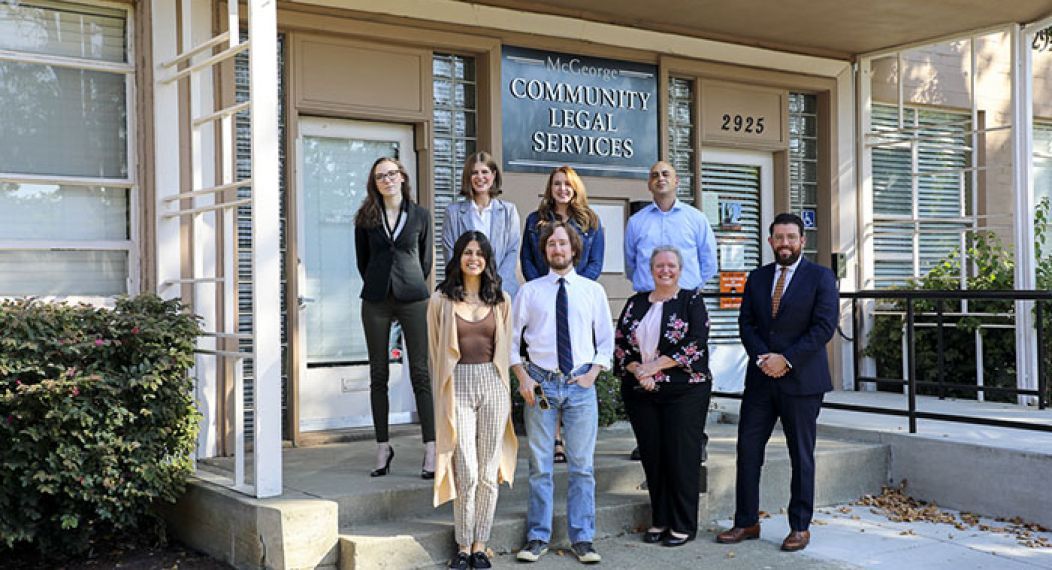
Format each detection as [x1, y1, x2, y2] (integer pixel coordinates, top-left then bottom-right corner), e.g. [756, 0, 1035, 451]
[721, 114, 765, 134]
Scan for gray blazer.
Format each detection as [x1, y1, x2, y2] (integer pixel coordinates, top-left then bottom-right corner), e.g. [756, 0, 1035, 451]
[442, 198, 521, 297]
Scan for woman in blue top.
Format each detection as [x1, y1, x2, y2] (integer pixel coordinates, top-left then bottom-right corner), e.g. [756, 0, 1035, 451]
[520, 165, 605, 464]
[521, 165, 605, 281]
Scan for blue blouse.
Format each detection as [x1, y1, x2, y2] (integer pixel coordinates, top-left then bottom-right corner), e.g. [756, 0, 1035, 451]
[520, 210, 605, 281]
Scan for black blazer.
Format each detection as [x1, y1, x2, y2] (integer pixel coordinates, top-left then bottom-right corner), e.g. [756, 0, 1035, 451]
[738, 257, 839, 396]
[614, 288, 711, 386]
[355, 203, 432, 303]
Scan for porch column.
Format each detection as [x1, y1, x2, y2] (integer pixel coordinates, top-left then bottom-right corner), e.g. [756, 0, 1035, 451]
[1011, 23, 1038, 406]
[248, 0, 283, 498]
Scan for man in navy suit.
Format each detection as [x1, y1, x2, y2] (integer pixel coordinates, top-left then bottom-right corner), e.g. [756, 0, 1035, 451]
[716, 212, 839, 552]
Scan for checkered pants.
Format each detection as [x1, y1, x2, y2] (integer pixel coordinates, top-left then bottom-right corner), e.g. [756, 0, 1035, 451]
[453, 362, 511, 547]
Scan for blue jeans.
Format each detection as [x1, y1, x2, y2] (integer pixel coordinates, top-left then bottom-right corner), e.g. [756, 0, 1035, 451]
[523, 363, 598, 544]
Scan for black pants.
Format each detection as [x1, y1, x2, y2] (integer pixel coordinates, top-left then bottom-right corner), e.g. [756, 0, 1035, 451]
[733, 381, 823, 531]
[624, 381, 713, 536]
[361, 296, 435, 443]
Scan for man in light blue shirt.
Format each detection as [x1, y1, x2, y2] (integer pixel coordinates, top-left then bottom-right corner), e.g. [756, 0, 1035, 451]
[624, 161, 718, 292]
[623, 160, 718, 463]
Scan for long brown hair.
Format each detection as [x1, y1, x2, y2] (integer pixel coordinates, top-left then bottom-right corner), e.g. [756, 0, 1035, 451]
[536, 165, 599, 232]
[459, 151, 503, 199]
[354, 157, 413, 229]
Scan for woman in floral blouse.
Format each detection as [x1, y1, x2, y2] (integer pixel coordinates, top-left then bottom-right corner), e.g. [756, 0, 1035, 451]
[614, 245, 712, 547]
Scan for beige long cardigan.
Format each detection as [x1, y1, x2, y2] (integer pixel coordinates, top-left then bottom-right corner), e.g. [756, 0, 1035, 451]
[427, 291, 518, 507]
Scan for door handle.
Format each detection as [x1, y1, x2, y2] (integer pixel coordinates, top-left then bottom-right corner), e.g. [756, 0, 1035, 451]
[298, 295, 316, 309]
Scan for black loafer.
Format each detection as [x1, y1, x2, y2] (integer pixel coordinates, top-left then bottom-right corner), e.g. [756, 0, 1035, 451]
[468, 551, 492, 568]
[643, 529, 666, 543]
[663, 532, 694, 547]
[449, 551, 470, 569]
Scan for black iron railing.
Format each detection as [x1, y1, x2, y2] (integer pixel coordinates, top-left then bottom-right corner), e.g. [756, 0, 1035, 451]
[703, 289, 1052, 434]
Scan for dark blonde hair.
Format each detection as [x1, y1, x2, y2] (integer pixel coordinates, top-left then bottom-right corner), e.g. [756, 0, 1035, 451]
[459, 151, 503, 199]
[537, 165, 599, 232]
[354, 157, 413, 229]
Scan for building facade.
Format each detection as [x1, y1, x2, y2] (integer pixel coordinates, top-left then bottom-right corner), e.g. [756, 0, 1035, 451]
[2, 0, 1050, 496]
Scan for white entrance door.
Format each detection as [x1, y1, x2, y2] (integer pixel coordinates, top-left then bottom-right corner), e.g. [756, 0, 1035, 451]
[295, 118, 418, 432]
[701, 149, 774, 393]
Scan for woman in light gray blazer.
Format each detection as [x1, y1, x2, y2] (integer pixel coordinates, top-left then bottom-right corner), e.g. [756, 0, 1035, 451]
[442, 152, 521, 297]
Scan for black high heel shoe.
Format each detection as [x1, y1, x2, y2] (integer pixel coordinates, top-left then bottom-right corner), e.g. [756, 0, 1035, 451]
[371, 446, 394, 477]
[421, 444, 435, 479]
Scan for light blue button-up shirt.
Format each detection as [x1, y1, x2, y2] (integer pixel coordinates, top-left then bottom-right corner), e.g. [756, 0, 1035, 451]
[624, 200, 719, 292]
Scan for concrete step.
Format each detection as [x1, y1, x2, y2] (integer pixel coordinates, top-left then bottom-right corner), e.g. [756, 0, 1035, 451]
[701, 418, 890, 522]
[333, 430, 650, 529]
[336, 421, 889, 569]
[339, 492, 651, 569]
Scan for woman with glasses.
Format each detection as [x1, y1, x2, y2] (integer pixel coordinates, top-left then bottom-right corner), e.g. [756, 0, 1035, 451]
[428, 231, 518, 570]
[355, 156, 436, 479]
[613, 246, 712, 547]
[442, 152, 522, 297]
[520, 165, 605, 464]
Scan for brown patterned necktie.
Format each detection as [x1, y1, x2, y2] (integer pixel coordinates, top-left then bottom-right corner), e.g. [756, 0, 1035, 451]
[771, 266, 787, 318]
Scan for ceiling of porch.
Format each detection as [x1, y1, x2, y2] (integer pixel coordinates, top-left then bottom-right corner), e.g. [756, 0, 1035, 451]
[460, 0, 1052, 60]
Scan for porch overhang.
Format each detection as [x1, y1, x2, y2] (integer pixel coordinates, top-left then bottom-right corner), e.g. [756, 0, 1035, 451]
[459, 0, 1052, 60]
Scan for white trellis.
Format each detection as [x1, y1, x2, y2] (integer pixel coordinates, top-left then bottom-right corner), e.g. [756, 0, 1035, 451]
[151, 0, 282, 498]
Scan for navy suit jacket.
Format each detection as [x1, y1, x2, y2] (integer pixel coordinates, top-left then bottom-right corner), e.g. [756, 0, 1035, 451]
[737, 257, 839, 396]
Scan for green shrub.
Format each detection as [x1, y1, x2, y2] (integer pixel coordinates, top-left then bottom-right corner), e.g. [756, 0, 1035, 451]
[0, 294, 202, 557]
[509, 368, 626, 430]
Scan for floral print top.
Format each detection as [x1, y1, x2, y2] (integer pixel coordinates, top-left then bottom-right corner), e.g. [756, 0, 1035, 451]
[614, 288, 711, 385]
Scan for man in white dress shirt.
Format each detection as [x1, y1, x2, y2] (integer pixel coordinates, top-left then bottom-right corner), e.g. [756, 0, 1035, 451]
[511, 221, 614, 565]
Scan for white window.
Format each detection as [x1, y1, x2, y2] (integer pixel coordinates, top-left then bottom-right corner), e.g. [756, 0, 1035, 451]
[871, 104, 971, 288]
[0, 0, 136, 299]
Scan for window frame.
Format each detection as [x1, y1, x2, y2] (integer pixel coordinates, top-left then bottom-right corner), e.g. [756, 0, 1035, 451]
[0, 0, 138, 303]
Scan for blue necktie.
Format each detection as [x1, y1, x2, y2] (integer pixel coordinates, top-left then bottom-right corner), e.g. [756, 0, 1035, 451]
[556, 277, 573, 375]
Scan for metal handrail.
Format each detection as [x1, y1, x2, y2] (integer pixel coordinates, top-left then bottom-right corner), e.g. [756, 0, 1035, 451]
[699, 289, 1052, 433]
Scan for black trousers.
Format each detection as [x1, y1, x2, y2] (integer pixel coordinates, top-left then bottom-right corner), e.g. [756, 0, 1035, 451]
[733, 380, 823, 531]
[361, 296, 435, 443]
[624, 381, 713, 536]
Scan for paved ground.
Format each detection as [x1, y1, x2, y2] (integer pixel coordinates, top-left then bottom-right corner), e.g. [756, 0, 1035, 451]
[487, 527, 861, 569]
[485, 499, 1052, 569]
[746, 502, 1052, 570]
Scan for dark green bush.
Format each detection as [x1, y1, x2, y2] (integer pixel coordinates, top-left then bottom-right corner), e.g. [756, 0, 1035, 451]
[0, 295, 202, 557]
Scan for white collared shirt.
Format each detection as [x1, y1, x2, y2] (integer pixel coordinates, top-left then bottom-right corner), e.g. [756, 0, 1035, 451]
[468, 199, 494, 239]
[510, 269, 614, 372]
[770, 256, 803, 298]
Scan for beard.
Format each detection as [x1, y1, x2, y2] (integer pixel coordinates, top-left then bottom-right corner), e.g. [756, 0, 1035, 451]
[776, 247, 802, 266]
[548, 255, 573, 271]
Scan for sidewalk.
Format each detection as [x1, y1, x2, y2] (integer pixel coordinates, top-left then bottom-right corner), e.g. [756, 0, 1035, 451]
[716, 501, 1052, 569]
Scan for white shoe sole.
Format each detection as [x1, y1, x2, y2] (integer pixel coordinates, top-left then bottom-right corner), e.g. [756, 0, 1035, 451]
[516, 547, 548, 562]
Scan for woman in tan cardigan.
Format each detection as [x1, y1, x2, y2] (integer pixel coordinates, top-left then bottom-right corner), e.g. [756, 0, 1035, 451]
[428, 230, 518, 570]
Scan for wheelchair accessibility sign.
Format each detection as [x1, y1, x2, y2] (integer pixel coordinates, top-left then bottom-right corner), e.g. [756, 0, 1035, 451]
[801, 209, 816, 229]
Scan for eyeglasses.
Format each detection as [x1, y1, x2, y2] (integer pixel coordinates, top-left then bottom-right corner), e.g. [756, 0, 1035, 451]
[373, 170, 402, 182]
[533, 384, 550, 410]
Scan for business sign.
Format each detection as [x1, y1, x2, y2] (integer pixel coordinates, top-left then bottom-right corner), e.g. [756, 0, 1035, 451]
[501, 45, 658, 179]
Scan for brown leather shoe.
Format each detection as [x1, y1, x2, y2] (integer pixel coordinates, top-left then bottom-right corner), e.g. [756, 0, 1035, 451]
[715, 524, 760, 544]
[781, 530, 811, 551]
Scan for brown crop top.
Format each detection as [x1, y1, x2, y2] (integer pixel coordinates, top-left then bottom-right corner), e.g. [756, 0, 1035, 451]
[456, 310, 496, 364]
